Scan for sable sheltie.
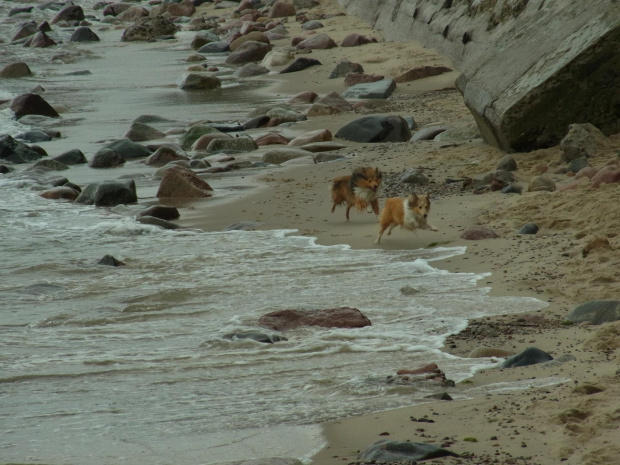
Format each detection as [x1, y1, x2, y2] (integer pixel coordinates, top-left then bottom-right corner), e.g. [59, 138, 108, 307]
[330, 167, 383, 220]
[375, 193, 438, 243]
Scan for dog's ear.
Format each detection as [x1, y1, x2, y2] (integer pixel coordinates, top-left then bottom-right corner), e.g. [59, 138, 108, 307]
[406, 193, 417, 206]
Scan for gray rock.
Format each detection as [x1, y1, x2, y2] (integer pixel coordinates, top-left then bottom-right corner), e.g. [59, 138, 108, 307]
[197, 41, 230, 54]
[497, 155, 518, 172]
[177, 73, 222, 91]
[76, 179, 138, 206]
[89, 148, 125, 168]
[313, 152, 346, 163]
[124, 122, 166, 142]
[179, 125, 219, 150]
[301, 20, 323, 30]
[518, 223, 539, 235]
[15, 129, 52, 143]
[138, 205, 180, 221]
[501, 185, 522, 194]
[233, 63, 269, 78]
[262, 148, 311, 164]
[207, 137, 258, 153]
[329, 59, 364, 79]
[102, 139, 152, 160]
[565, 300, 620, 325]
[222, 331, 288, 344]
[567, 156, 590, 173]
[0, 134, 45, 164]
[121, 15, 178, 42]
[341, 78, 396, 99]
[136, 215, 179, 230]
[10, 93, 59, 120]
[156, 166, 213, 198]
[335, 115, 412, 143]
[0, 62, 32, 78]
[69, 27, 100, 42]
[280, 57, 321, 74]
[399, 168, 429, 185]
[224, 41, 272, 66]
[27, 159, 68, 172]
[501, 347, 553, 368]
[359, 440, 458, 462]
[52, 149, 87, 165]
[98, 254, 125, 267]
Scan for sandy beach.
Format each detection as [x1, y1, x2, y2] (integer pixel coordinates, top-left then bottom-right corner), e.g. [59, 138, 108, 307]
[174, 2, 620, 464]
[2, 0, 619, 464]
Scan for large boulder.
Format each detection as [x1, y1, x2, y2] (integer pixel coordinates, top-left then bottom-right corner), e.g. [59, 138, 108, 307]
[230, 31, 270, 52]
[10, 93, 59, 120]
[359, 440, 458, 462]
[121, 16, 178, 42]
[565, 301, 620, 325]
[268, 1, 296, 18]
[50, 5, 84, 24]
[156, 166, 213, 198]
[52, 149, 87, 165]
[335, 115, 412, 143]
[339, 0, 620, 151]
[100, 139, 152, 160]
[258, 307, 371, 331]
[70, 27, 100, 42]
[124, 122, 166, 142]
[0, 62, 32, 78]
[0, 134, 44, 164]
[177, 73, 222, 91]
[75, 180, 138, 207]
[501, 347, 553, 368]
[224, 41, 272, 66]
[89, 148, 126, 168]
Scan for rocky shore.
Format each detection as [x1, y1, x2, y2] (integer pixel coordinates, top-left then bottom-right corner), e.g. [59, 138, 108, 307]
[1, 1, 619, 465]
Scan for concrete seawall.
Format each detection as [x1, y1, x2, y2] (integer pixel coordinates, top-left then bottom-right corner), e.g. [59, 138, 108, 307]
[338, 0, 620, 152]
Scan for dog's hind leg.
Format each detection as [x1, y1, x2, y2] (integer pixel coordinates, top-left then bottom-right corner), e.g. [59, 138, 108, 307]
[387, 223, 396, 236]
[345, 204, 352, 220]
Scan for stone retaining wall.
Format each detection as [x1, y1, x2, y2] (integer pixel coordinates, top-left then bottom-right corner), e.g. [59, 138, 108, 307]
[338, 0, 620, 152]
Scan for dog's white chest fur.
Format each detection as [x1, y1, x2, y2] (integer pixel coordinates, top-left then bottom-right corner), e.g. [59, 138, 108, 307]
[402, 199, 425, 230]
[353, 186, 378, 203]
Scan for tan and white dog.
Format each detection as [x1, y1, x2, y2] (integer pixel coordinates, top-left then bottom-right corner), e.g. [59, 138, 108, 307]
[375, 193, 438, 244]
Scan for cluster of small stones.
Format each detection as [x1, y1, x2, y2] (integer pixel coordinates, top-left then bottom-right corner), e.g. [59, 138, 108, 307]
[379, 170, 463, 200]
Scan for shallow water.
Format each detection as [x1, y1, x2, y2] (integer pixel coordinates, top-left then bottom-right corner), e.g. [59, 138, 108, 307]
[1, 4, 549, 464]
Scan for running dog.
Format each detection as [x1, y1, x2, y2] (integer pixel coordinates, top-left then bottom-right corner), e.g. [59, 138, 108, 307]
[375, 193, 438, 243]
[330, 167, 383, 221]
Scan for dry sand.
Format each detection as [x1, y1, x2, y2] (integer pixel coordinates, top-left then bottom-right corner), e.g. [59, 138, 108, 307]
[175, 2, 620, 464]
